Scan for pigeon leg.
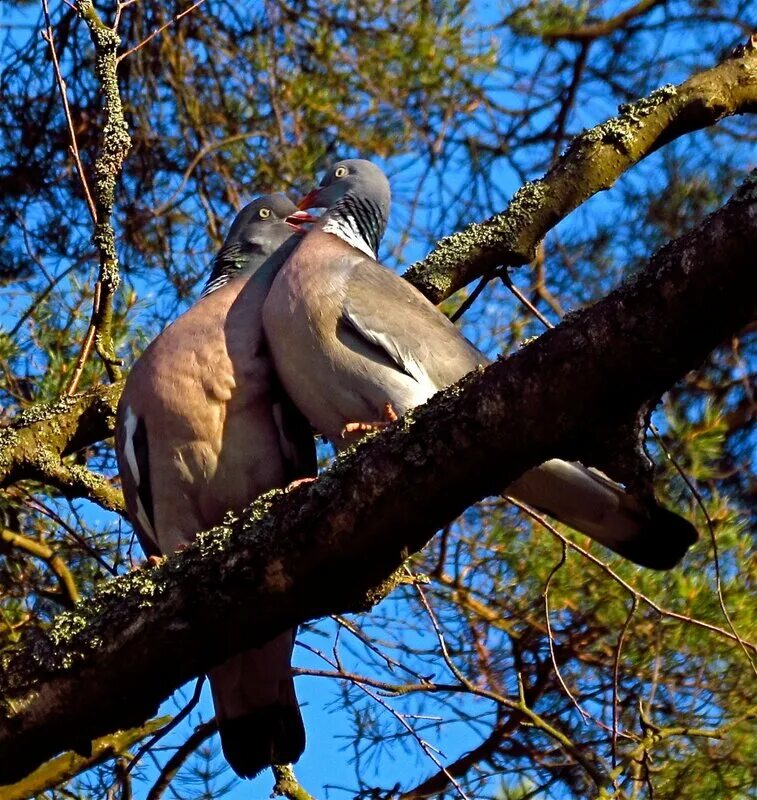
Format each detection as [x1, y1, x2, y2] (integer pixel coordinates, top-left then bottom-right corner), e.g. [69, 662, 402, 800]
[342, 403, 398, 437]
[285, 477, 317, 492]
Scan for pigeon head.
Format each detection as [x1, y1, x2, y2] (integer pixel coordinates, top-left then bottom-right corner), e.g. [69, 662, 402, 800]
[202, 194, 314, 297]
[299, 159, 391, 259]
[224, 195, 312, 249]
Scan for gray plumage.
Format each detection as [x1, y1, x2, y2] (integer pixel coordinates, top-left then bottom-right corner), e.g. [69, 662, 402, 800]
[263, 160, 698, 570]
[116, 195, 313, 778]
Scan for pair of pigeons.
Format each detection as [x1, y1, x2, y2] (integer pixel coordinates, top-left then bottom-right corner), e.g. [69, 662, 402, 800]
[115, 159, 698, 778]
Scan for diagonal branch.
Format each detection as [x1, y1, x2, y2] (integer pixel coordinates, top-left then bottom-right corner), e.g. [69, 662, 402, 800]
[403, 36, 757, 302]
[0, 172, 754, 783]
[0, 717, 169, 800]
[0, 382, 123, 512]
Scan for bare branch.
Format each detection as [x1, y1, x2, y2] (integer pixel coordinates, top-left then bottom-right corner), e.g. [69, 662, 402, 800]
[40, 0, 98, 224]
[117, 0, 207, 63]
[403, 38, 757, 302]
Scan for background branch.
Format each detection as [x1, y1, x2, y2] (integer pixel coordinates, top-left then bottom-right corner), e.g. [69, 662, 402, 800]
[403, 37, 757, 303]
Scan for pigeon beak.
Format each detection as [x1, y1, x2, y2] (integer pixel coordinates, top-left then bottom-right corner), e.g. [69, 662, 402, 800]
[285, 209, 319, 231]
[297, 188, 323, 210]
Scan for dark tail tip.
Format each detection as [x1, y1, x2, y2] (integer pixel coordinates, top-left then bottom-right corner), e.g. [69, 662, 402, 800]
[613, 506, 699, 570]
[218, 705, 306, 779]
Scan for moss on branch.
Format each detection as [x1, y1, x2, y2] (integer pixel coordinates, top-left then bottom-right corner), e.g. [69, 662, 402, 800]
[403, 37, 757, 302]
[0, 717, 169, 800]
[0, 382, 124, 512]
[74, 0, 131, 379]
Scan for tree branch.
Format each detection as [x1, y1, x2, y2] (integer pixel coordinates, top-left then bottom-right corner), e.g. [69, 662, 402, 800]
[65, 0, 131, 387]
[0, 383, 124, 513]
[1, 529, 80, 607]
[403, 37, 757, 302]
[0, 717, 169, 800]
[0, 172, 754, 783]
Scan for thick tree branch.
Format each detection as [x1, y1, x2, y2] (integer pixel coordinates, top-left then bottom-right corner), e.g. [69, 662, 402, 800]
[403, 37, 757, 302]
[0, 383, 124, 513]
[0, 173, 754, 783]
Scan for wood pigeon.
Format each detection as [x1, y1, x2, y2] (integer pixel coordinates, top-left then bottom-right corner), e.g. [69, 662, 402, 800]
[262, 160, 698, 570]
[115, 195, 317, 778]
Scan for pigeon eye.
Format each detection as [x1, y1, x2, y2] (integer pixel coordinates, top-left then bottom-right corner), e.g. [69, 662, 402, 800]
[334, 166, 348, 178]
[258, 208, 271, 219]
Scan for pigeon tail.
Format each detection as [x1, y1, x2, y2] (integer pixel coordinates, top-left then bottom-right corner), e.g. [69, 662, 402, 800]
[217, 690, 306, 778]
[506, 459, 698, 570]
[209, 630, 304, 778]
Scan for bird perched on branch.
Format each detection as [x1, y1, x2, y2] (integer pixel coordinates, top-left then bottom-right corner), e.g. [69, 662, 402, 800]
[116, 195, 316, 778]
[262, 159, 698, 570]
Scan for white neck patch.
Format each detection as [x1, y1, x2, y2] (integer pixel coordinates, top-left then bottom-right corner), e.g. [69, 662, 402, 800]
[322, 217, 376, 259]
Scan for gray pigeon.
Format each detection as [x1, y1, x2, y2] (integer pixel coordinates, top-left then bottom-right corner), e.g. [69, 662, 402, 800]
[116, 195, 316, 778]
[262, 160, 698, 570]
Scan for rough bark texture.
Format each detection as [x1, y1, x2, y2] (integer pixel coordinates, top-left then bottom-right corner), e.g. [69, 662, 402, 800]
[403, 37, 757, 302]
[0, 173, 755, 783]
[0, 382, 124, 513]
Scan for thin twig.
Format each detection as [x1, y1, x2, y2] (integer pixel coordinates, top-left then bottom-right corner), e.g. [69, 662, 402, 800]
[151, 131, 266, 218]
[117, 0, 207, 62]
[40, 0, 98, 224]
[113, 0, 137, 30]
[1, 528, 80, 606]
[23, 492, 119, 576]
[304, 639, 472, 800]
[126, 676, 206, 775]
[542, 540, 591, 722]
[144, 719, 217, 800]
[650, 424, 756, 675]
[612, 595, 638, 769]
[505, 497, 757, 655]
[65, 282, 100, 396]
[409, 567, 476, 692]
[498, 269, 556, 329]
[450, 272, 492, 323]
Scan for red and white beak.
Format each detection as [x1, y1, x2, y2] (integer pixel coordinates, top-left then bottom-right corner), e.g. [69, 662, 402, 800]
[285, 209, 319, 231]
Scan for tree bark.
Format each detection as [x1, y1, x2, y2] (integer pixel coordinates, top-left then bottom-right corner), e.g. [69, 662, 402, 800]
[403, 36, 757, 302]
[0, 172, 755, 784]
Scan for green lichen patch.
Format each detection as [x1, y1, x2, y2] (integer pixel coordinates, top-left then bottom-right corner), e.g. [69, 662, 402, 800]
[8, 395, 80, 430]
[405, 179, 549, 299]
[579, 84, 678, 154]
